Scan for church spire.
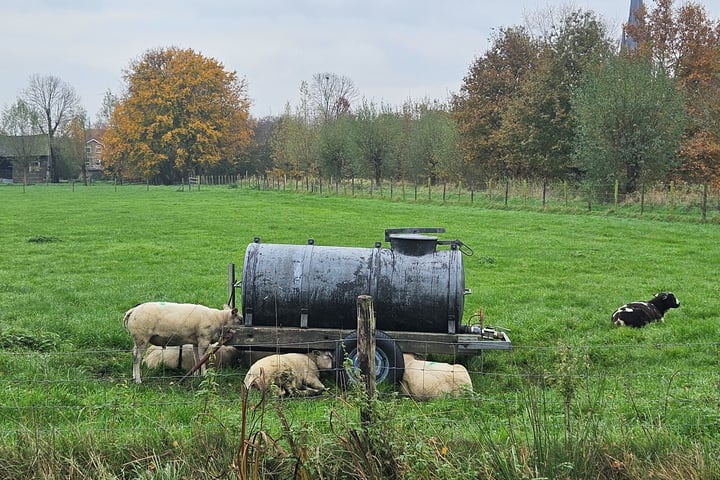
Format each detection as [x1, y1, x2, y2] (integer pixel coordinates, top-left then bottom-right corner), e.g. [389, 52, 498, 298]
[623, 0, 643, 50]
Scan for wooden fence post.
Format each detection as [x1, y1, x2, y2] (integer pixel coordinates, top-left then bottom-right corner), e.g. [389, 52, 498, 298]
[614, 180, 619, 209]
[356, 295, 376, 426]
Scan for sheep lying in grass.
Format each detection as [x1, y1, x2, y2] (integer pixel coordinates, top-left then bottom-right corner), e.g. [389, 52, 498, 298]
[243, 351, 333, 397]
[123, 302, 242, 383]
[400, 353, 473, 401]
[143, 344, 241, 372]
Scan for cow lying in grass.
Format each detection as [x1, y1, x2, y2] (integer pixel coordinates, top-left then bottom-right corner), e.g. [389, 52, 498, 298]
[123, 302, 242, 383]
[243, 351, 334, 397]
[611, 292, 680, 328]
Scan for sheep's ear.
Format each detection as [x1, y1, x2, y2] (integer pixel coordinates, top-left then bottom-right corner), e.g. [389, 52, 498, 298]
[311, 350, 321, 357]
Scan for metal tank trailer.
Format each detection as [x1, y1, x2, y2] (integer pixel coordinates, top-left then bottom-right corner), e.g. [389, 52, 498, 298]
[227, 228, 511, 385]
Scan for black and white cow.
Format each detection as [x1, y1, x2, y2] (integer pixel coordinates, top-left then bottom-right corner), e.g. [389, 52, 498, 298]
[611, 292, 680, 328]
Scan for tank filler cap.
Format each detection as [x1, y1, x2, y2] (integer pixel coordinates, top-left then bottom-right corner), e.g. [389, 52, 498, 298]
[388, 233, 438, 256]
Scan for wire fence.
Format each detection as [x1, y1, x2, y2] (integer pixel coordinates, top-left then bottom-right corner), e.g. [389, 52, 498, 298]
[24, 175, 720, 221]
[2, 340, 719, 439]
[182, 175, 720, 222]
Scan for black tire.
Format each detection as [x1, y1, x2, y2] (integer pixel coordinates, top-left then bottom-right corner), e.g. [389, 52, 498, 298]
[334, 330, 405, 388]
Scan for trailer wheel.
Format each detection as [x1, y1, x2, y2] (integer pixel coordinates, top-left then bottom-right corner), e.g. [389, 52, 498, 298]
[334, 330, 405, 388]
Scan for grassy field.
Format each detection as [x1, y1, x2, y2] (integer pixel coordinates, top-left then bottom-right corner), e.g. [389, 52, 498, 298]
[1, 182, 719, 479]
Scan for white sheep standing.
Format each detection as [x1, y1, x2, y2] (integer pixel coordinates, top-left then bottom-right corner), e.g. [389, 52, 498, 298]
[243, 351, 333, 397]
[123, 302, 242, 383]
[143, 344, 241, 372]
[400, 353, 473, 401]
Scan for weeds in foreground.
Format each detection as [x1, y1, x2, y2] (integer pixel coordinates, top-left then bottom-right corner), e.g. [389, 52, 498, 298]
[0, 374, 719, 479]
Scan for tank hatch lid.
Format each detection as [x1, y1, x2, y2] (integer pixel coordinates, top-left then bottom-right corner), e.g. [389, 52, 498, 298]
[384, 227, 445, 242]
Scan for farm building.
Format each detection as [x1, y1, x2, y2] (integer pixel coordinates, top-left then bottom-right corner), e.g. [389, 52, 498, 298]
[85, 137, 104, 175]
[0, 135, 106, 183]
[0, 134, 49, 184]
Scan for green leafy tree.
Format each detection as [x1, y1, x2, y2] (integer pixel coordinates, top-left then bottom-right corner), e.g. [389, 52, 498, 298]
[238, 116, 278, 178]
[318, 115, 357, 181]
[573, 55, 687, 197]
[270, 99, 319, 181]
[406, 101, 462, 184]
[501, 9, 613, 200]
[352, 100, 400, 185]
[102, 47, 251, 184]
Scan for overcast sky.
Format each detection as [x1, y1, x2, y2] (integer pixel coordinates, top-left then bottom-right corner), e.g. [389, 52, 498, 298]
[2, 0, 720, 122]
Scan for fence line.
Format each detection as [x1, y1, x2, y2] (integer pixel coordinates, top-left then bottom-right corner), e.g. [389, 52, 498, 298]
[187, 175, 720, 222]
[1, 340, 718, 401]
[22, 176, 720, 221]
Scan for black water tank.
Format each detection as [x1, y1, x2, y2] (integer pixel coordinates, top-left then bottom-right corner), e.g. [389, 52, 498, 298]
[240, 230, 468, 334]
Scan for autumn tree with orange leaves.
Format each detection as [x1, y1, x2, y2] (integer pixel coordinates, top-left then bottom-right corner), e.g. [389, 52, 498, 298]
[102, 47, 252, 184]
[626, 0, 720, 188]
[452, 26, 540, 188]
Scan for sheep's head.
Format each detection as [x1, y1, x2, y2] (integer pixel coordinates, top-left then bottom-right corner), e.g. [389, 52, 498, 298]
[222, 306, 243, 326]
[311, 350, 334, 370]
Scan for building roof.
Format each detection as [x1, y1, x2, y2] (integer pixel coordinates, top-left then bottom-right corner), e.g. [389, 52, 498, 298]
[0, 134, 48, 158]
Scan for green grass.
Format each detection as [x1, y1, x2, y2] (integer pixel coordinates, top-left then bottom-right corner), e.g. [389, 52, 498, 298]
[1, 182, 719, 479]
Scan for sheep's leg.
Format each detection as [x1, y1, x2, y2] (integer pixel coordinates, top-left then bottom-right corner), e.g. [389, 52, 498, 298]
[303, 376, 327, 392]
[132, 342, 147, 384]
[193, 345, 205, 376]
[300, 385, 326, 396]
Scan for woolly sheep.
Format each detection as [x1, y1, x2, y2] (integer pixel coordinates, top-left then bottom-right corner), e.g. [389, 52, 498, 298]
[243, 351, 333, 397]
[142, 344, 241, 372]
[400, 353, 473, 401]
[123, 302, 242, 383]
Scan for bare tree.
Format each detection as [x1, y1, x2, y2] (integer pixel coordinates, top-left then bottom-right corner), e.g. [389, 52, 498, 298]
[0, 99, 44, 191]
[310, 72, 358, 122]
[22, 74, 81, 182]
[95, 89, 118, 129]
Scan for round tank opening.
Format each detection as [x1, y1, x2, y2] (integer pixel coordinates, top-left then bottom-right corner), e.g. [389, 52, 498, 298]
[389, 234, 438, 256]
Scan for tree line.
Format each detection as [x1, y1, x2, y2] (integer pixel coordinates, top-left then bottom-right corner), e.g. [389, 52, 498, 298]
[2, 0, 719, 202]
